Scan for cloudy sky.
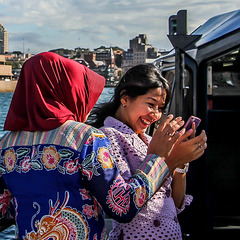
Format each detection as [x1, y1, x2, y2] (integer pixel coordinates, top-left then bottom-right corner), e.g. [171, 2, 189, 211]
[0, 0, 239, 54]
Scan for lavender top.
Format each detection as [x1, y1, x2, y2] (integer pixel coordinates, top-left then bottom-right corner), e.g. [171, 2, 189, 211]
[101, 117, 193, 240]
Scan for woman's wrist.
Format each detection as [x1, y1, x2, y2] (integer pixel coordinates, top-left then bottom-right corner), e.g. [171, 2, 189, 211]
[175, 163, 189, 174]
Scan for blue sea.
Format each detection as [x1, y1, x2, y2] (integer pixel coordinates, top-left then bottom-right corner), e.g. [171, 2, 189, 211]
[0, 92, 13, 138]
[0, 87, 114, 239]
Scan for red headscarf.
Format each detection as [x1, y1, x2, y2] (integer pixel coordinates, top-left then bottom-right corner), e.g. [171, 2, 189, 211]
[4, 52, 105, 131]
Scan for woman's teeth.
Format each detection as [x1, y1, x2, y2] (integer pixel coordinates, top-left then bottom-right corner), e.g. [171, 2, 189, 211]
[141, 117, 151, 125]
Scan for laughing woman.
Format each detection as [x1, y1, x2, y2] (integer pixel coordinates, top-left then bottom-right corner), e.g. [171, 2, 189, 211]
[92, 64, 207, 240]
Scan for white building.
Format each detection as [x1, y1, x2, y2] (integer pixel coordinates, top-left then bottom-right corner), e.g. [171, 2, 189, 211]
[133, 51, 147, 65]
[0, 22, 8, 54]
[0, 55, 12, 80]
[122, 34, 159, 73]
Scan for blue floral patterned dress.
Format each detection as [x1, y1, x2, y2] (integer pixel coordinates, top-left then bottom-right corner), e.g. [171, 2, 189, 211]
[0, 120, 169, 240]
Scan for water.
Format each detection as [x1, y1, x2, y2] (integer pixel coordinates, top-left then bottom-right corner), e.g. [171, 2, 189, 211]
[0, 92, 13, 138]
[0, 88, 114, 137]
[96, 87, 114, 104]
[0, 87, 114, 238]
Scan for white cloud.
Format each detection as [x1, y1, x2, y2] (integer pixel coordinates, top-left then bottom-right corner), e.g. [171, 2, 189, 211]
[0, 0, 239, 53]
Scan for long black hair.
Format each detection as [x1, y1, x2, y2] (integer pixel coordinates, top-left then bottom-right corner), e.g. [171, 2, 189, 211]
[90, 64, 171, 128]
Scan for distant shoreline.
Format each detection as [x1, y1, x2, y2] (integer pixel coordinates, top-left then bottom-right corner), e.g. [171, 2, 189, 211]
[0, 81, 116, 92]
[105, 84, 116, 88]
[0, 81, 17, 92]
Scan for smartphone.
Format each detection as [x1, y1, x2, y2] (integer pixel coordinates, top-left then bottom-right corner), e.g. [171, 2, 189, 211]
[184, 116, 201, 131]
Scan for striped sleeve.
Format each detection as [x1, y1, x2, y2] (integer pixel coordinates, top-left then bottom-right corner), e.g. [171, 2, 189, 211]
[135, 154, 169, 195]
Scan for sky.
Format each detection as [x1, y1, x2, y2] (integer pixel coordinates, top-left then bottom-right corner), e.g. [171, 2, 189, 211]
[0, 0, 239, 54]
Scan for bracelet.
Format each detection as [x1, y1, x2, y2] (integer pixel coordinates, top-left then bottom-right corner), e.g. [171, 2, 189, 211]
[175, 163, 189, 174]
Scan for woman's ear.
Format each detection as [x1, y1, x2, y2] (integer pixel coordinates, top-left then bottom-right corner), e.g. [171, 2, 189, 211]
[120, 94, 130, 107]
[121, 98, 127, 107]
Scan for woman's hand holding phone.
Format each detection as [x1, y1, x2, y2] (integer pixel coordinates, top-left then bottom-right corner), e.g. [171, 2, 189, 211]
[148, 114, 185, 160]
[148, 114, 207, 172]
[166, 115, 207, 171]
[184, 116, 201, 139]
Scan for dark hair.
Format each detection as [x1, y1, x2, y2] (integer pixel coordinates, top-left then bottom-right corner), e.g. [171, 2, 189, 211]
[90, 64, 171, 128]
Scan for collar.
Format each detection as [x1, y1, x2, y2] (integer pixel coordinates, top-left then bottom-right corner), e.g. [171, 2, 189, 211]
[103, 116, 151, 143]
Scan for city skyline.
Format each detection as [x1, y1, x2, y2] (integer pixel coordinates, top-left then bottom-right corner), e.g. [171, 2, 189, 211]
[0, 0, 239, 54]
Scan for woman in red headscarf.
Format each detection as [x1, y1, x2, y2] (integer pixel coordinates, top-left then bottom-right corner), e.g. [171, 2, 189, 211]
[4, 51, 104, 131]
[0, 52, 197, 240]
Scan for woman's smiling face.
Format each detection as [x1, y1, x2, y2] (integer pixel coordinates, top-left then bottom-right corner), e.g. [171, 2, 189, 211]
[117, 87, 167, 134]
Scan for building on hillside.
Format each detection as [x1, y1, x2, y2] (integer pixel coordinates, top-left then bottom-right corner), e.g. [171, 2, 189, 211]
[122, 34, 160, 73]
[88, 60, 105, 69]
[0, 55, 12, 80]
[85, 47, 122, 86]
[94, 47, 110, 62]
[74, 58, 90, 67]
[130, 34, 148, 51]
[84, 52, 96, 62]
[0, 22, 8, 54]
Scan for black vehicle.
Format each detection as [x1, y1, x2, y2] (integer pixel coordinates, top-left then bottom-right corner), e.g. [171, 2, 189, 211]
[154, 9, 240, 240]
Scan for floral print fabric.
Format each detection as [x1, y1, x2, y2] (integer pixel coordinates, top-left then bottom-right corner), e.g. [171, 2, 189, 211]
[0, 120, 169, 240]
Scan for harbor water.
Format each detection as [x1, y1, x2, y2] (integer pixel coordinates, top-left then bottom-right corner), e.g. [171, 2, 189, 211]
[0, 87, 114, 239]
[0, 92, 13, 138]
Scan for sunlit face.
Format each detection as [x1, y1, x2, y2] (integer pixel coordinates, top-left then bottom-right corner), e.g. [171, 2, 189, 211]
[116, 87, 167, 134]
